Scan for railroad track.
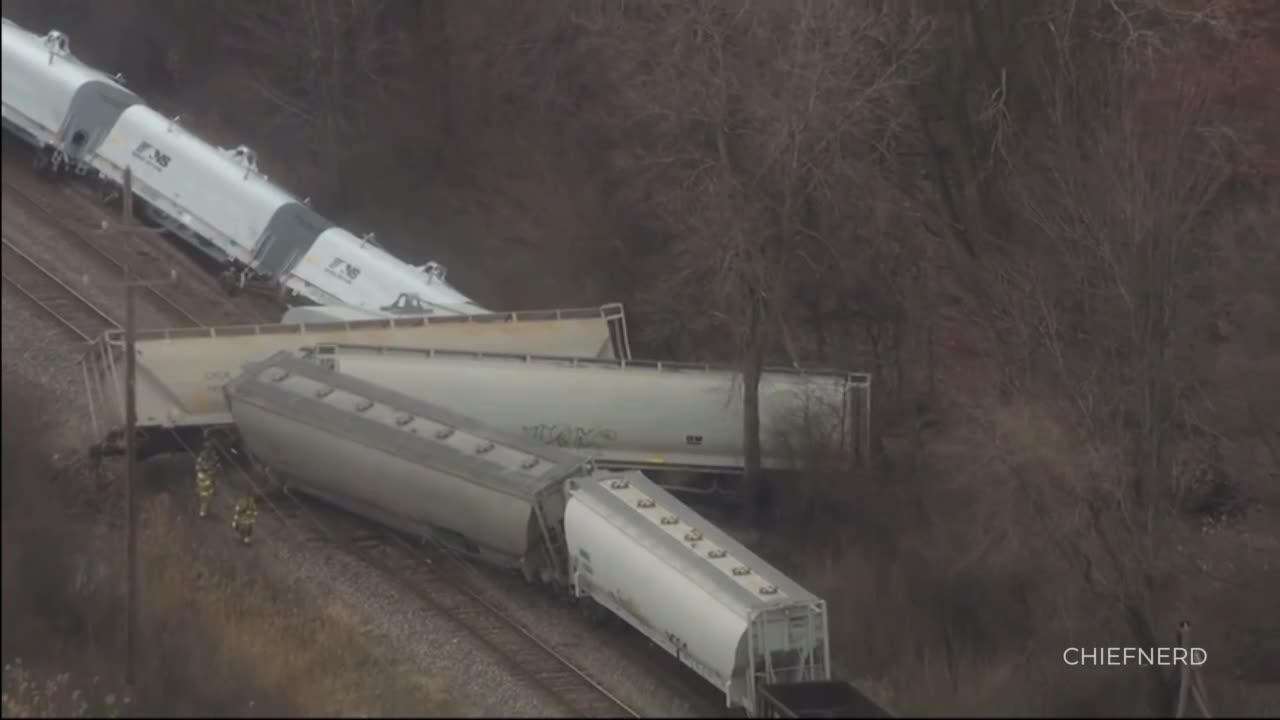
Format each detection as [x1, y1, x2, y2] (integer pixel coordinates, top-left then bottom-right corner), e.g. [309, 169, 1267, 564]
[269, 495, 639, 718]
[2, 176, 206, 328]
[1, 236, 121, 341]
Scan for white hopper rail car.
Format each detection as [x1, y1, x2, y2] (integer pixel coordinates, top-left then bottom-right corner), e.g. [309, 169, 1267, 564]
[82, 304, 632, 460]
[224, 350, 588, 581]
[222, 350, 845, 716]
[1, 18, 141, 174]
[90, 104, 485, 315]
[563, 470, 832, 713]
[297, 343, 872, 475]
[90, 105, 330, 286]
[2, 19, 485, 316]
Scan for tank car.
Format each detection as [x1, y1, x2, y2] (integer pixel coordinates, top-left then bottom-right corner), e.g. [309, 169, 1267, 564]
[81, 304, 632, 458]
[563, 470, 833, 714]
[1, 19, 140, 174]
[297, 344, 871, 473]
[224, 350, 590, 580]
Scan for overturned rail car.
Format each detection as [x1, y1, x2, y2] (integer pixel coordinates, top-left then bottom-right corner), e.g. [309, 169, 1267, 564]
[82, 304, 630, 459]
[223, 350, 853, 717]
[297, 343, 872, 474]
[225, 350, 588, 581]
[564, 470, 836, 714]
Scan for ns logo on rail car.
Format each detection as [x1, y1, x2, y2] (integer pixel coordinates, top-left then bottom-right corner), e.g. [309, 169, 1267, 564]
[325, 258, 362, 283]
[132, 141, 172, 171]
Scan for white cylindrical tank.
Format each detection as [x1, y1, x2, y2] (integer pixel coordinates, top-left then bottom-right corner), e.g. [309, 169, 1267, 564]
[314, 345, 868, 472]
[565, 482, 748, 680]
[81, 304, 628, 440]
[286, 228, 489, 315]
[563, 471, 832, 712]
[224, 351, 586, 574]
[93, 105, 299, 266]
[1, 20, 139, 156]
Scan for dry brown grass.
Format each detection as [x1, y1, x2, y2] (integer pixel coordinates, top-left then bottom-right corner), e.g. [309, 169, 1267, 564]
[3, 373, 456, 716]
[1, 658, 130, 718]
[755, 390, 1280, 717]
[133, 485, 456, 716]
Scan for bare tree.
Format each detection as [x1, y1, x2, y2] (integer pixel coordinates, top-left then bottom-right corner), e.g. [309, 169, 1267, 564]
[973, 2, 1253, 709]
[572, 0, 930, 520]
[220, 0, 412, 211]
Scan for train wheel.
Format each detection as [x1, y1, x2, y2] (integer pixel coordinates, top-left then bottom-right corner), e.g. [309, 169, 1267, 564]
[219, 270, 241, 295]
[97, 179, 120, 208]
[31, 150, 51, 177]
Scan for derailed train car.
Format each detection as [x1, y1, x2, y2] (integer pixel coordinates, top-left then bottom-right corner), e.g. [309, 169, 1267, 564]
[563, 471, 833, 711]
[82, 304, 631, 458]
[223, 350, 847, 716]
[298, 343, 872, 473]
[224, 350, 587, 581]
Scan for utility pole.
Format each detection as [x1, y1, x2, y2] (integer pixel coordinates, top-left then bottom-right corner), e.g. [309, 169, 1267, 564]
[125, 278, 137, 687]
[118, 166, 176, 688]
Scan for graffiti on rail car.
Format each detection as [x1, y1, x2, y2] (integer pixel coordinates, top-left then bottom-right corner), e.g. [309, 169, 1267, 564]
[522, 423, 618, 449]
[202, 369, 233, 393]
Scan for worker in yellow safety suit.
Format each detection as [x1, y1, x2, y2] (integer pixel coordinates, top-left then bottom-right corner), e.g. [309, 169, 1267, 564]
[194, 445, 221, 518]
[232, 495, 258, 546]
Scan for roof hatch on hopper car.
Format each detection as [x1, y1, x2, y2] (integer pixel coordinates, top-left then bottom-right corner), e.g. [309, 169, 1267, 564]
[43, 30, 70, 57]
[380, 293, 438, 315]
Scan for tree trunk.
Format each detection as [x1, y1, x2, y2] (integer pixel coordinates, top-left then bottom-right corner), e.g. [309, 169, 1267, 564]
[322, 0, 346, 211]
[742, 302, 766, 526]
[420, 0, 456, 169]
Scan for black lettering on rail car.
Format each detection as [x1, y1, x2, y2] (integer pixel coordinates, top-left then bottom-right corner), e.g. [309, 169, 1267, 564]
[131, 141, 171, 171]
[324, 257, 362, 283]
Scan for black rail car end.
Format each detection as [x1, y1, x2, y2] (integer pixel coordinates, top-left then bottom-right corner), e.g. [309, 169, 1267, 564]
[758, 681, 892, 719]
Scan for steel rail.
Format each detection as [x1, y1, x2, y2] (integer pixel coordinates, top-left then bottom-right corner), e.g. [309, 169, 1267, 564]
[1, 235, 120, 341]
[3, 176, 205, 328]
